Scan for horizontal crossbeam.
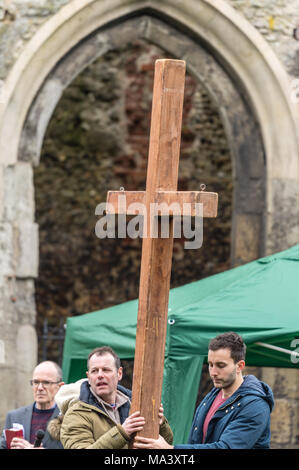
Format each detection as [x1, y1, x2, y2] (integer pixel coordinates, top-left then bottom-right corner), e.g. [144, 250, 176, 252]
[106, 190, 218, 217]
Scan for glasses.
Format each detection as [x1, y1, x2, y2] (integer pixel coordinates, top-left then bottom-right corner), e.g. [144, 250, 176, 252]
[30, 380, 61, 388]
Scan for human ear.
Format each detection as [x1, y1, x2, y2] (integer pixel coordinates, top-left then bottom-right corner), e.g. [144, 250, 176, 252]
[237, 360, 245, 372]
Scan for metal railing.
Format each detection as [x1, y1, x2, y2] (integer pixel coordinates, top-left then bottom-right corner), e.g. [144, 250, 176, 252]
[39, 318, 66, 366]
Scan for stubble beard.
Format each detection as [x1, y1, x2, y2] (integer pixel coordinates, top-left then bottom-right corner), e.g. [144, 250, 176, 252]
[215, 368, 237, 391]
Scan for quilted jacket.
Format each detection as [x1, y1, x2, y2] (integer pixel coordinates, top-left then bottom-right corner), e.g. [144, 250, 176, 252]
[52, 380, 173, 449]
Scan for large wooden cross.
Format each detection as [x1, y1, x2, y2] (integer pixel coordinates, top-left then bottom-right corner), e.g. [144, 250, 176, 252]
[106, 59, 218, 439]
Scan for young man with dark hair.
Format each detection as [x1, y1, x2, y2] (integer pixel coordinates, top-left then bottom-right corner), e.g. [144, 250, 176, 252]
[134, 331, 274, 449]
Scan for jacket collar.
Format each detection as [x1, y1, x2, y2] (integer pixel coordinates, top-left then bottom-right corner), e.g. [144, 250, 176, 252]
[205, 374, 274, 410]
[79, 381, 131, 424]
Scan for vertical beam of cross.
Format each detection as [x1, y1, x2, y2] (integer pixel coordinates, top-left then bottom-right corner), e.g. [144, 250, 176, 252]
[106, 59, 218, 439]
[128, 59, 186, 439]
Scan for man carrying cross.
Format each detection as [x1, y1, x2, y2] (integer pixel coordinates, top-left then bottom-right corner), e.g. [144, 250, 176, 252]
[49, 346, 173, 449]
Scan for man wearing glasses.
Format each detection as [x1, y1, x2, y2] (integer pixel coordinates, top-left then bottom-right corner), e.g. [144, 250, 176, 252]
[0, 361, 64, 449]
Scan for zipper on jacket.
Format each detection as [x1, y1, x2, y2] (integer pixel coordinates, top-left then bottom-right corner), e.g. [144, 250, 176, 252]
[202, 394, 242, 444]
[217, 394, 241, 411]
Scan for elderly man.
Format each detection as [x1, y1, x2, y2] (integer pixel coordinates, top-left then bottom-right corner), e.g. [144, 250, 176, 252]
[134, 332, 274, 449]
[0, 361, 64, 449]
[55, 346, 173, 449]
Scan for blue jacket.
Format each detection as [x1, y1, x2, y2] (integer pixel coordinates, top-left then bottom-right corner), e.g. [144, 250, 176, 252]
[175, 375, 274, 449]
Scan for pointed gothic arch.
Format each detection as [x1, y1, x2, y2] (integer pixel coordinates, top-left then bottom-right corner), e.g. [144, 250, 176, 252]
[0, 0, 298, 257]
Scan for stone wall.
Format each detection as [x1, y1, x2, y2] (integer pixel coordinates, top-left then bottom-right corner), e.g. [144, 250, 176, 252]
[224, 0, 299, 449]
[227, 0, 299, 78]
[0, 161, 38, 412]
[0, 0, 69, 79]
[262, 368, 299, 447]
[0, 0, 298, 80]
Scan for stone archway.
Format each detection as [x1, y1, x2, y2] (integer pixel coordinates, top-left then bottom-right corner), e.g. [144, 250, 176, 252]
[0, 0, 298, 435]
[19, 14, 266, 266]
[1, 0, 298, 251]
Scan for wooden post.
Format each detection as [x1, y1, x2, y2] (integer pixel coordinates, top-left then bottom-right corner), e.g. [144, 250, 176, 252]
[106, 59, 218, 439]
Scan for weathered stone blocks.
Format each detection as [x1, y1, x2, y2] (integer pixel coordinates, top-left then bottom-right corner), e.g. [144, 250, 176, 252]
[267, 178, 299, 254]
[271, 398, 292, 445]
[233, 214, 262, 264]
[2, 162, 34, 222]
[16, 324, 37, 407]
[0, 163, 38, 278]
[227, 0, 299, 77]
[15, 221, 39, 278]
[0, 165, 3, 220]
[0, 222, 14, 277]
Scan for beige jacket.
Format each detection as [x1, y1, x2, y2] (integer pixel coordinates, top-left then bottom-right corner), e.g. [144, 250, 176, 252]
[48, 379, 173, 449]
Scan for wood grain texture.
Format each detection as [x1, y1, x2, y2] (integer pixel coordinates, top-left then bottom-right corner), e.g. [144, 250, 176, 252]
[130, 59, 186, 439]
[105, 59, 218, 442]
[107, 190, 218, 217]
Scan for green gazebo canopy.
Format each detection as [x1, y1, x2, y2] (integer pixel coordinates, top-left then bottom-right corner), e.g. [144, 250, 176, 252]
[62, 244, 299, 443]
